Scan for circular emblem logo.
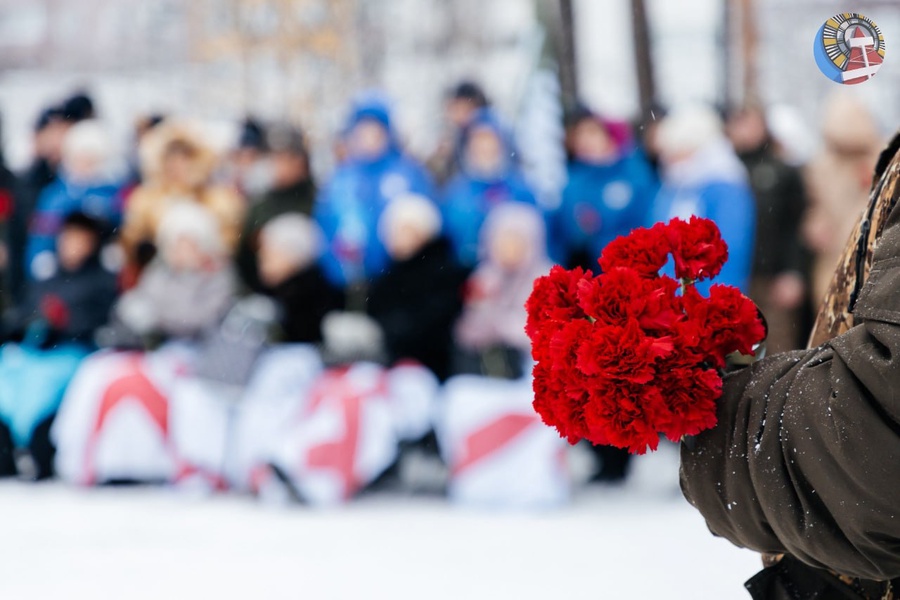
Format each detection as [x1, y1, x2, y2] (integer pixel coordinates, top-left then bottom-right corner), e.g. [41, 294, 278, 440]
[602, 181, 634, 211]
[814, 13, 885, 85]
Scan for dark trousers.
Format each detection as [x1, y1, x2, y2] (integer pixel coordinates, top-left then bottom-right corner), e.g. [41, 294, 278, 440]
[0, 415, 56, 480]
[746, 555, 895, 599]
[590, 443, 631, 482]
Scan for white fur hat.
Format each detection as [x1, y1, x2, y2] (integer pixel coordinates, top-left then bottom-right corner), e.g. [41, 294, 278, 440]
[62, 119, 114, 165]
[480, 201, 547, 264]
[378, 193, 442, 244]
[657, 106, 724, 158]
[156, 201, 225, 258]
[259, 213, 325, 269]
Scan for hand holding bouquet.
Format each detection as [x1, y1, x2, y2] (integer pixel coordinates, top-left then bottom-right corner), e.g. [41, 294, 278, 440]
[526, 217, 766, 454]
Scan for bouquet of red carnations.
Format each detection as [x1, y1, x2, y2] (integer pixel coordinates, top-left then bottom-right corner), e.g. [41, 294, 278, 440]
[526, 217, 766, 454]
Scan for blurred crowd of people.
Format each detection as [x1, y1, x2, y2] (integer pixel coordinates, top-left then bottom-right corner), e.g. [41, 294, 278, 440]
[0, 83, 885, 503]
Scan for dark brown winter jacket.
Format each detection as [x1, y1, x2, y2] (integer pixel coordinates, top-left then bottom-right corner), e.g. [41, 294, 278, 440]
[680, 137, 900, 584]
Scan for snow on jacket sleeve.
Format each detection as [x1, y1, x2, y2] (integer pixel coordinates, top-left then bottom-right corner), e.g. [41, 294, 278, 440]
[680, 172, 900, 581]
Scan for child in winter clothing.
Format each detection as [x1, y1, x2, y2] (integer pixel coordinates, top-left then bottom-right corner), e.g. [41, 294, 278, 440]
[120, 121, 244, 284]
[426, 81, 490, 185]
[0, 211, 117, 480]
[237, 124, 317, 292]
[367, 194, 469, 380]
[315, 95, 435, 287]
[257, 213, 344, 344]
[7, 212, 117, 345]
[113, 203, 237, 342]
[25, 120, 123, 281]
[441, 109, 536, 267]
[553, 106, 658, 272]
[454, 203, 552, 378]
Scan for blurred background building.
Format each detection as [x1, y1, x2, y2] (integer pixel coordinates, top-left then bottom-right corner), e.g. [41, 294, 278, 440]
[0, 0, 897, 171]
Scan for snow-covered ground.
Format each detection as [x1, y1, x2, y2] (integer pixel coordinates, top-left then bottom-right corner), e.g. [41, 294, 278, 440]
[0, 444, 760, 599]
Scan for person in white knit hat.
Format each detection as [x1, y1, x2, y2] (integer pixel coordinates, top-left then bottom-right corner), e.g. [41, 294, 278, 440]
[649, 105, 757, 294]
[25, 120, 124, 282]
[114, 202, 237, 341]
[256, 213, 344, 343]
[367, 193, 468, 380]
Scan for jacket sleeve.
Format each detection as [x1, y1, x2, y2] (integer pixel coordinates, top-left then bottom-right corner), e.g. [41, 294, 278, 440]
[779, 166, 811, 276]
[203, 187, 245, 253]
[119, 188, 155, 263]
[680, 199, 900, 582]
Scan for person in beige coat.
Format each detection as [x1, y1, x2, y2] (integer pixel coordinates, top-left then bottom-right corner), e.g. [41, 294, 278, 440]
[802, 92, 883, 305]
[120, 121, 244, 284]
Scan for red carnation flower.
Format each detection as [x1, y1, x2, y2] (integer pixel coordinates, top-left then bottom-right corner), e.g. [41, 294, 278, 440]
[654, 366, 722, 441]
[583, 381, 664, 454]
[575, 318, 671, 384]
[666, 217, 728, 282]
[577, 268, 682, 334]
[525, 215, 765, 455]
[532, 361, 591, 444]
[683, 284, 766, 361]
[575, 267, 643, 325]
[533, 338, 596, 446]
[598, 222, 670, 277]
[704, 285, 767, 356]
[527, 265, 591, 324]
[634, 275, 682, 333]
[526, 266, 591, 356]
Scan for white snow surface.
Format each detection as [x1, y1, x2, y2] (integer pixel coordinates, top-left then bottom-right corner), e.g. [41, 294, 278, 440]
[0, 444, 760, 600]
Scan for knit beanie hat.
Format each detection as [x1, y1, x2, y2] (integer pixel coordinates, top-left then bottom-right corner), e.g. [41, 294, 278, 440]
[259, 213, 325, 271]
[156, 202, 225, 258]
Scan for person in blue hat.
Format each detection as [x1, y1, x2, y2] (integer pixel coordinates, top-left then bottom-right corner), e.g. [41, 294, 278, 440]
[314, 94, 435, 290]
[552, 105, 659, 272]
[441, 108, 536, 267]
[25, 120, 123, 282]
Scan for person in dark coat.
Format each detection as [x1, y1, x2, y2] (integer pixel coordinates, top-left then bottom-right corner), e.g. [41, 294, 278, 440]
[315, 94, 435, 288]
[0, 116, 17, 315]
[229, 117, 269, 198]
[60, 92, 95, 123]
[427, 80, 490, 185]
[441, 108, 536, 267]
[552, 105, 658, 272]
[680, 135, 900, 599]
[727, 105, 811, 353]
[25, 120, 123, 282]
[257, 213, 344, 344]
[0, 211, 116, 480]
[8, 107, 69, 304]
[367, 194, 468, 381]
[5, 211, 117, 346]
[237, 123, 317, 292]
[650, 106, 756, 294]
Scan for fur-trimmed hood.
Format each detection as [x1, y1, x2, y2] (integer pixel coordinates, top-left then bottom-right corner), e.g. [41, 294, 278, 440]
[138, 121, 219, 190]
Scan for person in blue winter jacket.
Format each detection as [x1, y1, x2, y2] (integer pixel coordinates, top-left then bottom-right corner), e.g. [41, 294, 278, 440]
[441, 109, 536, 266]
[314, 94, 435, 288]
[650, 106, 756, 294]
[25, 120, 123, 281]
[553, 106, 659, 272]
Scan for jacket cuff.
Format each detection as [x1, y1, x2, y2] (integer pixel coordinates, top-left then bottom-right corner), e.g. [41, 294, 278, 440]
[853, 258, 900, 325]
